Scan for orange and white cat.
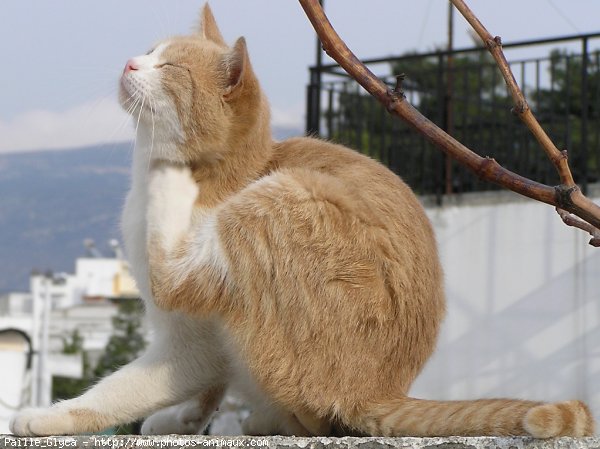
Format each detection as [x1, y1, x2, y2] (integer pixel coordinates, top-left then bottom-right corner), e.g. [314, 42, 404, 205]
[10, 4, 594, 438]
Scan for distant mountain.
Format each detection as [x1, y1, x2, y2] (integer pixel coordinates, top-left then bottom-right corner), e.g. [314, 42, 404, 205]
[0, 143, 132, 292]
[272, 126, 305, 141]
[0, 126, 302, 293]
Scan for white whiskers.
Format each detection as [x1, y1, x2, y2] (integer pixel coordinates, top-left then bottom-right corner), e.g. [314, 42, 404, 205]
[147, 96, 157, 171]
[131, 93, 148, 165]
[106, 91, 142, 155]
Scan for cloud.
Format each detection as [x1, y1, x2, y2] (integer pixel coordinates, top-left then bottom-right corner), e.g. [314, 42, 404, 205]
[0, 98, 304, 155]
[0, 98, 135, 154]
[270, 105, 304, 130]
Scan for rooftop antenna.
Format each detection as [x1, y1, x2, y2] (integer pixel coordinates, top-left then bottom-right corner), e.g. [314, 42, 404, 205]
[83, 239, 102, 258]
[109, 239, 124, 260]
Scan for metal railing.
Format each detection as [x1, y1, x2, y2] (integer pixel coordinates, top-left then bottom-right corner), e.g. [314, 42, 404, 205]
[306, 33, 600, 197]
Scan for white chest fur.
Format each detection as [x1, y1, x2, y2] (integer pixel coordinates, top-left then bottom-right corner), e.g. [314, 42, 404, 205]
[121, 119, 191, 297]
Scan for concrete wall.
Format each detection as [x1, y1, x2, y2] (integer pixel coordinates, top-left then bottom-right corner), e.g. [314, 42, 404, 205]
[417, 190, 600, 420]
[1, 435, 598, 449]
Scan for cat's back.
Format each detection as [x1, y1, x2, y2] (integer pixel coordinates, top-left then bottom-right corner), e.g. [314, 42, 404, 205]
[270, 136, 434, 241]
[222, 136, 444, 315]
[222, 137, 442, 296]
[260, 137, 441, 287]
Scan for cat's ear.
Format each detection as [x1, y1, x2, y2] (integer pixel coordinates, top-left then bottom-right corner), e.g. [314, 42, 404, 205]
[198, 3, 227, 46]
[223, 37, 251, 101]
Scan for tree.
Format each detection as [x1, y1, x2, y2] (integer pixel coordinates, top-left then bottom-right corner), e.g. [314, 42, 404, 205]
[535, 49, 600, 183]
[328, 50, 515, 194]
[93, 300, 146, 379]
[52, 329, 93, 401]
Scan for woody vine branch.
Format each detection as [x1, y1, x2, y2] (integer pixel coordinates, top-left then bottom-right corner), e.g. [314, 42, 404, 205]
[298, 0, 600, 246]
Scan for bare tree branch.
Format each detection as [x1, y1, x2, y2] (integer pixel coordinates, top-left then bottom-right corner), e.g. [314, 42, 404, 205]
[557, 208, 600, 247]
[449, 1, 577, 188]
[298, 0, 600, 245]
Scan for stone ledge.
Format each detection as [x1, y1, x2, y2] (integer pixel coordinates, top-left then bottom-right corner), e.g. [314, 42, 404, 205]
[2, 436, 600, 449]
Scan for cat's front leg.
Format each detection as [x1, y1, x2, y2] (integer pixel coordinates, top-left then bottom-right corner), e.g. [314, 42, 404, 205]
[10, 318, 227, 436]
[146, 163, 229, 315]
[146, 162, 198, 311]
[146, 161, 198, 258]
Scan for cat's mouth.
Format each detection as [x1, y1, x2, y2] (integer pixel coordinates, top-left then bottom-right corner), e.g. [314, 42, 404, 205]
[119, 74, 152, 118]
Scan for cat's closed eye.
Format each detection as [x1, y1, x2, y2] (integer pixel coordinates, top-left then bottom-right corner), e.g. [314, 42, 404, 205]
[155, 62, 181, 70]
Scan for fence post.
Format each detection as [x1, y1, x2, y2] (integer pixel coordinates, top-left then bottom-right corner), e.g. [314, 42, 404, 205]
[306, 0, 325, 136]
[581, 36, 589, 194]
[306, 68, 322, 136]
[437, 53, 447, 203]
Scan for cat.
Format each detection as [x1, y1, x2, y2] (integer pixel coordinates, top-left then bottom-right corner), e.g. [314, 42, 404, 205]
[10, 4, 595, 438]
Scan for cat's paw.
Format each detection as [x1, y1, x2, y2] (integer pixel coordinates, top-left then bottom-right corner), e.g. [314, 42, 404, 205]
[10, 407, 77, 436]
[141, 402, 211, 435]
[11, 406, 109, 436]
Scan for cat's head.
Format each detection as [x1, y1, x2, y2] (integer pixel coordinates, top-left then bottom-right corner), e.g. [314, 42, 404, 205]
[119, 4, 266, 163]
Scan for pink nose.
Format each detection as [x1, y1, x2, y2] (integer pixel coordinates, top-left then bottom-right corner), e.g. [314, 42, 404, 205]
[123, 59, 139, 74]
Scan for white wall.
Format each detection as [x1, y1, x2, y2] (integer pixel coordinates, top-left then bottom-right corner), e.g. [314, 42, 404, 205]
[0, 333, 30, 434]
[413, 193, 600, 420]
[49, 303, 118, 353]
[0, 293, 33, 316]
[0, 351, 28, 434]
[30, 274, 78, 311]
[75, 258, 122, 298]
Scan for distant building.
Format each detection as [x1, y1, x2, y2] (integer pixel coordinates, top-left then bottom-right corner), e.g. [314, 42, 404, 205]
[0, 242, 143, 433]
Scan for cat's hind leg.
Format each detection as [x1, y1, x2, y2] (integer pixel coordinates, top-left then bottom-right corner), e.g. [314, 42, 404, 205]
[141, 386, 225, 435]
[237, 387, 331, 437]
[294, 410, 332, 436]
[242, 402, 313, 437]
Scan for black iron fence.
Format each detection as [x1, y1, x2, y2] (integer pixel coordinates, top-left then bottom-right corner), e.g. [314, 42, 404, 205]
[306, 33, 600, 197]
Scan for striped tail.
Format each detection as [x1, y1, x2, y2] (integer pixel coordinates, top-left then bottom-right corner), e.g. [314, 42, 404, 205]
[356, 397, 594, 437]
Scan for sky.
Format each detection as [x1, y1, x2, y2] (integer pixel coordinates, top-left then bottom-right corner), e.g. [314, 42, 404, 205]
[1, 0, 600, 153]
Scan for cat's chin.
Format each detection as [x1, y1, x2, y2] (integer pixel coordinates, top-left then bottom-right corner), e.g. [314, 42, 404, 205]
[118, 84, 135, 115]
[118, 79, 149, 118]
